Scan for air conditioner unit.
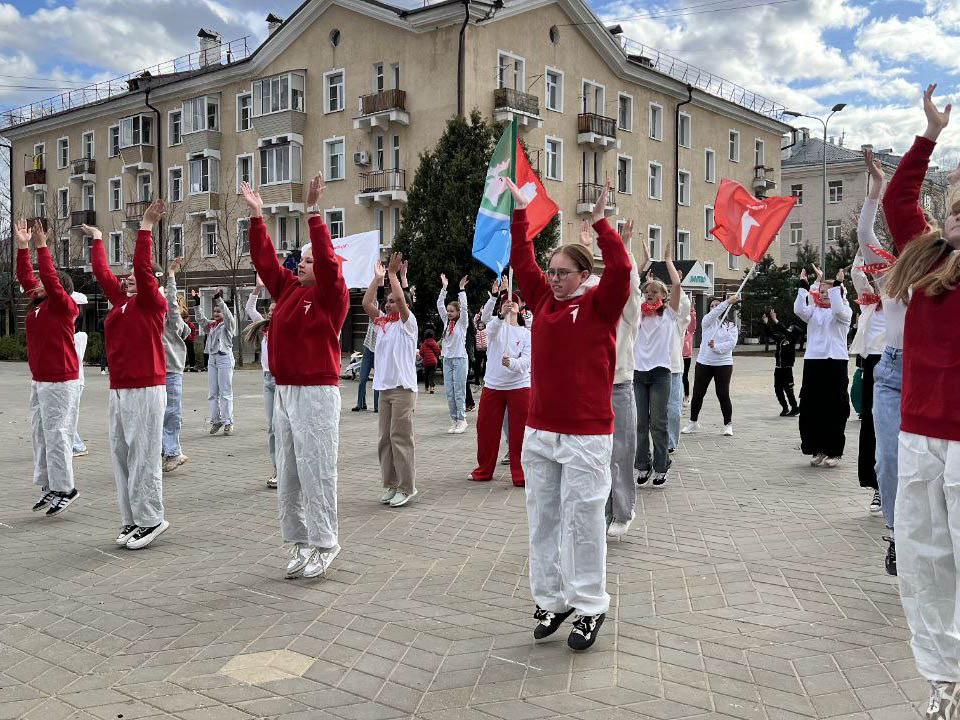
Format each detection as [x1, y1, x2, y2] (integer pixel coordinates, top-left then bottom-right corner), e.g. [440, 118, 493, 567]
[354, 151, 370, 166]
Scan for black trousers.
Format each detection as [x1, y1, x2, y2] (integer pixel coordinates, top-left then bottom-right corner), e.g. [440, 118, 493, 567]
[858, 354, 881, 489]
[423, 365, 437, 391]
[682, 357, 692, 397]
[689, 362, 734, 425]
[185, 341, 196, 370]
[798, 359, 850, 458]
[774, 367, 798, 411]
[475, 350, 487, 384]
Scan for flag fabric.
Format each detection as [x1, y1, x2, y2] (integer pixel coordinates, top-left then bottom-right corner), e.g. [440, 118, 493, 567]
[711, 179, 797, 263]
[331, 230, 380, 289]
[472, 124, 558, 274]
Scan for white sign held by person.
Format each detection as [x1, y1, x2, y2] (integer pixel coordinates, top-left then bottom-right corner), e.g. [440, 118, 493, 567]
[331, 230, 380, 289]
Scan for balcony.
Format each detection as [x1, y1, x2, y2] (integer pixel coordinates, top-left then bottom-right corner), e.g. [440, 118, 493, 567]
[354, 89, 409, 132]
[493, 88, 542, 130]
[70, 209, 96, 228]
[752, 164, 776, 196]
[355, 169, 407, 207]
[120, 144, 154, 173]
[69, 158, 96, 183]
[184, 130, 222, 155]
[252, 111, 306, 139]
[577, 113, 618, 150]
[576, 183, 617, 216]
[186, 192, 221, 218]
[260, 183, 304, 215]
[24, 169, 46, 192]
[124, 200, 151, 224]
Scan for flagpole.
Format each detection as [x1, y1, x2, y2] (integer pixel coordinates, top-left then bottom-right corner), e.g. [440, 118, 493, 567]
[706, 263, 755, 345]
[503, 117, 519, 363]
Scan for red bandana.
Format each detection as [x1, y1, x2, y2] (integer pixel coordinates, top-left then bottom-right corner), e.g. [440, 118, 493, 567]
[862, 244, 897, 274]
[857, 293, 882, 309]
[446, 319, 456, 336]
[374, 313, 400, 331]
[641, 300, 663, 316]
[809, 291, 830, 308]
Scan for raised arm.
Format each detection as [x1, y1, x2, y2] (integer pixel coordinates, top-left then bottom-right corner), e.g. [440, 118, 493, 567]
[436, 276, 448, 319]
[504, 178, 550, 309]
[387, 253, 410, 323]
[84, 223, 125, 307]
[851, 252, 873, 297]
[619, 220, 643, 329]
[793, 269, 815, 322]
[363, 262, 386, 321]
[241, 181, 295, 300]
[191, 289, 212, 331]
[702, 300, 729, 328]
[479, 288, 497, 324]
[215, 291, 236, 334]
[164, 258, 182, 330]
[33, 226, 73, 312]
[245, 278, 265, 323]
[829, 270, 853, 325]
[456, 278, 469, 332]
[664, 238, 682, 313]
[303, 176, 348, 313]
[15, 219, 38, 293]
[134, 200, 166, 312]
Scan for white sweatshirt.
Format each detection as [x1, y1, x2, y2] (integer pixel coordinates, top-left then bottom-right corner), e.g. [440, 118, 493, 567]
[697, 300, 738, 366]
[479, 296, 532, 390]
[794, 286, 853, 361]
[850, 253, 887, 357]
[437, 288, 468, 358]
[245, 292, 269, 373]
[856, 197, 904, 350]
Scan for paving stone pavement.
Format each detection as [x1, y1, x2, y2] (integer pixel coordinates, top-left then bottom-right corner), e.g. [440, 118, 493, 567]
[0, 357, 926, 720]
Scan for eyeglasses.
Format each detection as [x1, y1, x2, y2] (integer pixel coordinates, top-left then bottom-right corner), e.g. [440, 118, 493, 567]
[545, 268, 581, 280]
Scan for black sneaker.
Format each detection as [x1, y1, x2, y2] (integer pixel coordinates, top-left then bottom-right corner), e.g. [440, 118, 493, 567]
[869, 490, 882, 515]
[779, 408, 790, 417]
[32, 490, 56, 512]
[636, 469, 651, 486]
[787, 407, 800, 417]
[567, 613, 606, 651]
[652, 471, 668, 486]
[116, 525, 138, 546]
[125, 520, 169, 550]
[533, 606, 575, 639]
[351, 406, 366, 412]
[45, 489, 79, 517]
[883, 536, 897, 576]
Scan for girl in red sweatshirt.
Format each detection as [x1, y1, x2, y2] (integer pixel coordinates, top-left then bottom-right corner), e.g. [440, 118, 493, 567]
[880, 84, 960, 713]
[241, 176, 349, 581]
[16, 219, 82, 517]
[85, 200, 169, 550]
[419, 331, 440, 393]
[506, 179, 629, 652]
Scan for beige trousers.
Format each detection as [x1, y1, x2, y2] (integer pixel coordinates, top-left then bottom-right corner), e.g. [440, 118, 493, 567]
[378, 388, 417, 494]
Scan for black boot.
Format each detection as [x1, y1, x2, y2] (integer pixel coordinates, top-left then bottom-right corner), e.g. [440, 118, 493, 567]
[882, 536, 897, 576]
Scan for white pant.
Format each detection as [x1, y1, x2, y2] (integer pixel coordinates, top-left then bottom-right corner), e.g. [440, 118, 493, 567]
[522, 428, 613, 616]
[274, 385, 340, 549]
[30, 380, 82, 493]
[109, 386, 165, 527]
[896, 431, 960, 682]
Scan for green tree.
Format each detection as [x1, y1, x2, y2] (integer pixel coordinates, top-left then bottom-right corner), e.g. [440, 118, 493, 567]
[793, 242, 820, 271]
[392, 110, 558, 331]
[738, 254, 802, 339]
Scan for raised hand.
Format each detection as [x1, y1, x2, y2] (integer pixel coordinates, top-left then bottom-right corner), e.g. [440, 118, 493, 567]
[240, 182, 264, 217]
[14, 218, 30, 249]
[578, 220, 593, 249]
[30, 220, 48, 248]
[79, 223, 102, 241]
[864, 148, 884, 183]
[501, 178, 529, 210]
[255, 274, 265, 291]
[459, 275, 469, 290]
[440, 273, 448, 289]
[800, 269, 808, 282]
[305, 173, 325, 207]
[664, 236, 674, 263]
[491, 277, 502, 295]
[812, 264, 823, 279]
[373, 260, 386, 283]
[620, 219, 634, 246]
[169, 256, 184, 276]
[141, 199, 165, 229]
[923, 83, 951, 140]
[836, 268, 846, 284]
[591, 180, 611, 225]
[388, 252, 403, 276]
[400, 260, 409, 284]
[728, 294, 741, 305]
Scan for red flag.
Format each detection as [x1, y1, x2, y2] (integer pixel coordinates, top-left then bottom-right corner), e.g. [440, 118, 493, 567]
[515, 139, 558, 240]
[711, 179, 797, 263]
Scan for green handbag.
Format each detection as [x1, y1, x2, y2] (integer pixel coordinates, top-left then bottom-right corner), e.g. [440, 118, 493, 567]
[850, 367, 863, 416]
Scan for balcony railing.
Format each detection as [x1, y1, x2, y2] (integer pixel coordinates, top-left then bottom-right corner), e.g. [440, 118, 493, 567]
[70, 210, 95, 227]
[359, 89, 407, 116]
[70, 158, 96, 176]
[577, 113, 617, 139]
[358, 169, 406, 194]
[24, 169, 46, 186]
[125, 200, 151, 221]
[494, 88, 540, 117]
[578, 182, 617, 209]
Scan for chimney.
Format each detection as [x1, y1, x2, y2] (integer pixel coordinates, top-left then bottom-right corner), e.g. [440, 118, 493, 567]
[266, 13, 284, 34]
[197, 28, 221, 68]
[800, 127, 810, 145]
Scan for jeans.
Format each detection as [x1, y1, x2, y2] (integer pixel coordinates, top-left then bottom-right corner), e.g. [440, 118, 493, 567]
[208, 352, 234, 425]
[264, 371, 277, 469]
[633, 367, 672, 474]
[608, 381, 637, 523]
[162, 372, 183, 458]
[874, 348, 902, 530]
[357, 347, 379, 411]
[667, 372, 683, 451]
[443, 357, 468, 421]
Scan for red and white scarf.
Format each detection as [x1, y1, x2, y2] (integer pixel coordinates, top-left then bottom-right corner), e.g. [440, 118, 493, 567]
[640, 299, 663, 316]
[374, 312, 400, 331]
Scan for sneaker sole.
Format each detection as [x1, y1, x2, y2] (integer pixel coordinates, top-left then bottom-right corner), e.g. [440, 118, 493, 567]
[46, 494, 78, 517]
[303, 546, 341, 579]
[73, 450, 89, 457]
[568, 615, 606, 651]
[116, 530, 138, 546]
[32, 500, 53, 512]
[126, 521, 169, 550]
[390, 492, 418, 508]
[533, 608, 575, 639]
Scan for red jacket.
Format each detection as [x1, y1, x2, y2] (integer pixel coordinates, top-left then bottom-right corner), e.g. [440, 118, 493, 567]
[510, 209, 630, 435]
[882, 135, 960, 440]
[17, 247, 79, 383]
[249, 215, 348, 386]
[419, 338, 440, 367]
[92, 231, 167, 389]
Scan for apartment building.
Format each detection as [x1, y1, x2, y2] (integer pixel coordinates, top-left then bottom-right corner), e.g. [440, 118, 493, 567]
[3, 0, 791, 344]
[780, 130, 949, 264]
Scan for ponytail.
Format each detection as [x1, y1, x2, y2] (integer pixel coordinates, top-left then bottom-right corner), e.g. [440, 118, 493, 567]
[885, 230, 960, 302]
[244, 317, 271, 344]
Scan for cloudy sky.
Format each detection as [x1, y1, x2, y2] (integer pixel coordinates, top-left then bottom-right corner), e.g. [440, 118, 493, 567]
[0, 0, 958, 167]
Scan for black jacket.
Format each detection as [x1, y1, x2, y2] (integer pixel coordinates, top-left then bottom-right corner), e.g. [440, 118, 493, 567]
[770, 321, 797, 368]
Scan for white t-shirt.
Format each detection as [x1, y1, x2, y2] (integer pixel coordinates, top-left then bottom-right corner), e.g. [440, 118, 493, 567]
[634, 305, 677, 372]
[437, 289, 468, 358]
[483, 318, 531, 390]
[373, 313, 419, 393]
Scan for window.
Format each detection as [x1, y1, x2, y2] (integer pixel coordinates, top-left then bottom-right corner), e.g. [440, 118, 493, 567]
[237, 93, 252, 131]
[728, 251, 739, 270]
[729, 130, 740, 162]
[236, 155, 253, 191]
[373, 135, 385, 170]
[648, 162, 662, 200]
[57, 188, 69, 219]
[277, 216, 301, 251]
[324, 138, 345, 181]
[704, 149, 716, 183]
[497, 52, 525, 90]
[677, 230, 690, 261]
[649, 103, 663, 141]
[829, 180, 843, 203]
[169, 225, 183, 259]
[169, 111, 183, 146]
[755, 138, 765, 166]
[617, 155, 632, 194]
[375, 208, 386, 248]
[789, 222, 802, 245]
[109, 178, 122, 210]
[390, 135, 400, 169]
[390, 206, 401, 245]
[82, 132, 94, 160]
[82, 183, 95, 211]
[581, 80, 604, 114]
[35, 192, 46, 219]
[260, 142, 302, 185]
[109, 232, 124, 265]
[134, 174, 151, 203]
[202, 221, 218, 257]
[60, 237, 70, 268]
[252, 72, 306, 116]
[678, 170, 691, 206]
[324, 70, 345, 113]
[678, 112, 691, 148]
[648, 225, 662, 260]
[790, 184, 803, 206]
[183, 96, 219, 134]
[120, 114, 152, 148]
[84, 236, 93, 264]
[617, 93, 632, 131]
[237, 218, 250, 256]
[704, 262, 714, 287]
[705, 206, 715, 240]
[33, 142, 45, 170]
[108, 126, 120, 157]
[325, 210, 344, 239]
[545, 68, 563, 112]
[169, 168, 183, 202]
[373, 63, 385, 93]
[189, 156, 219, 194]
[545, 138, 562, 180]
[57, 137, 69, 169]
[827, 220, 842, 242]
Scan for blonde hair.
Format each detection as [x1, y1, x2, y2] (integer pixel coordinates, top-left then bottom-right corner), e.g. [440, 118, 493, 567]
[549, 244, 594, 274]
[885, 231, 960, 302]
[642, 278, 668, 298]
[177, 294, 189, 321]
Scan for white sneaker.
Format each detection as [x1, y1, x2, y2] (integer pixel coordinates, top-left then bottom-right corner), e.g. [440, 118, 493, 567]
[125, 520, 169, 550]
[223, 424, 233, 436]
[607, 520, 631, 538]
[447, 422, 457, 434]
[303, 544, 341, 579]
[389, 489, 418, 507]
[500, 454, 510, 465]
[810, 453, 826, 466]
[453, 420, 468, 434]
[380, 488, 397, 504]
[823, 457, 840, 468]
[722, 424, 733, 437]
[681, 421, 698, 435]
[285, 543, 310, 578]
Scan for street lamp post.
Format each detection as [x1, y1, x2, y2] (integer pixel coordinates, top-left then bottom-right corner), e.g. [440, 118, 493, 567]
[783, 104, 847, 265]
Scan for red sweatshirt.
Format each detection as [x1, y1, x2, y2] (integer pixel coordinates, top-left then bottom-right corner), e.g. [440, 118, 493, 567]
[419, 338, 440, 367]
[882, 135, 960, 440]
[249, 215, 348, 386]
[17, 247, 79, 382]
[92, 231, 167, 389]
[510, 209, 631, 435]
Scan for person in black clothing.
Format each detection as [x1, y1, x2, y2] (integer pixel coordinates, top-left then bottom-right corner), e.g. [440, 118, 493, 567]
[763, 309, 800, 417]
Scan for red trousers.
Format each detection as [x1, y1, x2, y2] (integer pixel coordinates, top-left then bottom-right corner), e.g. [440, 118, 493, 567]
[471, 386, 530, 486]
